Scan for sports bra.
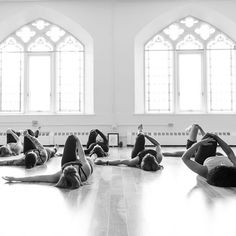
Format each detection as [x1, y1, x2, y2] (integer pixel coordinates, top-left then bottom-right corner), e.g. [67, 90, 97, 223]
[62, 160, 93, 181]
[203, 155, 233, 172]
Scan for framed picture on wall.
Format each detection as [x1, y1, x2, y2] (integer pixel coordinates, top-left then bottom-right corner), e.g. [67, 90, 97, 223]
[108, 133, 119, 147]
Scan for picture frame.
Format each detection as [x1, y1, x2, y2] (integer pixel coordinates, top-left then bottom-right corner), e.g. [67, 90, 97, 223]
[108, 133, 119, 147]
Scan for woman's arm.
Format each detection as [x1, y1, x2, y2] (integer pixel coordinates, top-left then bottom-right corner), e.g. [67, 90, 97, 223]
[144, 134, 160, 146]
[95, 129, 108, 145]
[162, 151, 184, 157]
[182, 139, 211, 178]
[76, 137, 87, 164]
[95, 156, 139, 167]
[197, 125, 206, 136]
[0, 157, 25, 166]
[209, 133, 236, 166]
[3, 171, 61, 183]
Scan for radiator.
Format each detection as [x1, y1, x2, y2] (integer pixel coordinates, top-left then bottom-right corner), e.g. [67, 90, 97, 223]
[0, 132, 6, 145]
[37, 132, 54, 146]
[53, 131, 89, 146]
[127, 131, 234, 146]
[0, 131, 53, 146]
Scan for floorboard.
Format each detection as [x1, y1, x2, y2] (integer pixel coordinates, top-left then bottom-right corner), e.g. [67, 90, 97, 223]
[0, 147, 236, 236]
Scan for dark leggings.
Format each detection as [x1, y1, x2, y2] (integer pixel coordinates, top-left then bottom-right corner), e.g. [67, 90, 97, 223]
[23, 129, 37, 153]
[86, 130, 97, 149]
[193, 133, 217, 165]
[131, 133, 145, 158]
[6, 130, 20, 144]
[61, 135, 78, 167]
[84, 130, 109, 155]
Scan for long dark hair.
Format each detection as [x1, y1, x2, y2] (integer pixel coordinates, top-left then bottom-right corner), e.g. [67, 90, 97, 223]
[25, 151, 37, 169]
[207, 165, 236, 187]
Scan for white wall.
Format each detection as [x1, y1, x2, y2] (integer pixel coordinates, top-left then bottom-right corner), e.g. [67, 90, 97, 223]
[0, 0, 236, 145]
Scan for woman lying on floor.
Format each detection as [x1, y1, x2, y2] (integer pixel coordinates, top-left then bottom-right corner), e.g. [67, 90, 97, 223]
[95, 125, 163, 171]
[0, 129, 23, 157]
[84, 129, 109, 157]
[182, 132, 236, 187]
[0, 128, 40, 157]
[0, 130, 57, 168]
[3, 135, 94, 190]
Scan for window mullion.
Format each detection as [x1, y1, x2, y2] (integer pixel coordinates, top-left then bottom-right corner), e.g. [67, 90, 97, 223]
[24, 51, 29, 114]
[51, 50, 55, 114]
[202, 46, 207, 113]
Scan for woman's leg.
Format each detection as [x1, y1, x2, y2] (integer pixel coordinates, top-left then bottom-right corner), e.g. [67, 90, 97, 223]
[61, 135, 78, 166]
[163, 124, 201, 157]
[86, 130, 97, 149]
[97, 142, 109, 153]
[23, 136, 37, 153]
[131, 133, 145, 158]
[45, 145, 58, 160]
[23, 129, 40, 153]
[194, 133, 217, 164]
[186, 124, 200, 149]
[84, 143, 96, 155]
[6, 129, 20, 144]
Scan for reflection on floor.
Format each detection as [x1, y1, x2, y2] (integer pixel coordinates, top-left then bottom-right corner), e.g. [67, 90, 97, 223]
[0, 147, 236, 236]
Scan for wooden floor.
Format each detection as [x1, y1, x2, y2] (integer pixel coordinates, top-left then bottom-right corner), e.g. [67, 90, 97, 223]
[0, 147, 236, 236]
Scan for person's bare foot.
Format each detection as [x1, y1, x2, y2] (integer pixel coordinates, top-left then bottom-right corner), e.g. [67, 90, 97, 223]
[54, 144, 59, 153]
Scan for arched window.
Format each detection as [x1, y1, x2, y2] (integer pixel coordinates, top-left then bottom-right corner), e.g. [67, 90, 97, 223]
[0, 19, 87, 114]
[144, 16, 236, 113]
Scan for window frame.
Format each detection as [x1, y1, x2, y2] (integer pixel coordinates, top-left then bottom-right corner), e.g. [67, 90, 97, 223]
[0, 18, 92, 115]
[141, 16, 236, 115]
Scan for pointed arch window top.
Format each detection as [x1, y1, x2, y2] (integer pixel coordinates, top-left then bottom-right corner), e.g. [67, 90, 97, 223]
[5, 18, 82, 49]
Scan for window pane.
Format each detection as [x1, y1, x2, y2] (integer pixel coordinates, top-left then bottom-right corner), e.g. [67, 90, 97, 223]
[0, 38, 23, 112]
[143, 16, 236, 114]
[178, 53, 202, 111]
[28, 55, 51, 111]
[57, 37, 84, 113]
[207, 34, 235, 112]
[145, 35, 173, 113]
[145, 50, 173, 112]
